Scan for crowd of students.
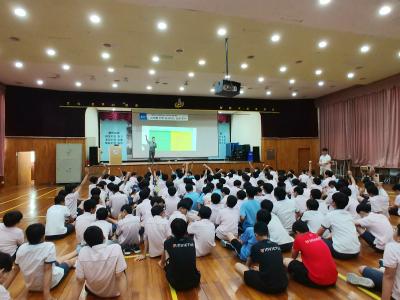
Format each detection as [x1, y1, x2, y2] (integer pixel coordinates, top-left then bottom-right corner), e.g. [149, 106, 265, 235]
[0, 162, 399, 299]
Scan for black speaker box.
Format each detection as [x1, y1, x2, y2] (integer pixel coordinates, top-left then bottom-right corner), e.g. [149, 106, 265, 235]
[89, 147, 99, 166]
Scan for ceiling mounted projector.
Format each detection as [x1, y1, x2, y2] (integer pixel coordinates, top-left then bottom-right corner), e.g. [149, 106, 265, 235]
[214, 38, 241, 97]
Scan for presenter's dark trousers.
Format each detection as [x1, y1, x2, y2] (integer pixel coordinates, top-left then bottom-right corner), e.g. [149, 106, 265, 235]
[149, 151, 155, 163]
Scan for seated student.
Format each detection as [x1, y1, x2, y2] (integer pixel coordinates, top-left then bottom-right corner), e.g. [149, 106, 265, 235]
[235, 190, 247, 211]
[69, 226, 128, 299]
[340, 186, 360, 219]
[164, 186, 180, 218]
[284, 220, 337, 288]
[75, 199, 97, 246]
[65, 168, 89, 219]
[0, 251, 17, 300]
[88, 176, 98, 196]
[91, 188, 106, 208]
[260, 200, 294, 252]
[159, 218, 201, 291]
[293, 186, 308, 216]
[230, 180, 242, 196]
[234, 222, 288, 294]
[135, 188, 152, 223]
[45, 195, 74, 240]
[346, 224, 400, 297]
[354, 202, 393, 252]
[389, 184, 400, 216]
[201, 186, 213, 206]
[272, 187, 296, 233]
[301, 199, 329, 238]
[215, 195, 239, 240]
[92, 208, 113, 243]
[169, 199, 191, 225]
[0, 211, 24, 259]
[261, 183, 275, 203]
[208, 193, 223, 224]
[220, 187, 230, 204]
[138, 206, 171, 259]
[184, 184, 201, 211]
[107, 183, 129, 219]
[310, 189, 328, 215]
[240, 187, 261, 231]
[15, 223, 76, 299]
[317, 192, 360, 259]
[367, 185, 389, 217]
[187, 206, 216, 257]
[96, 181, 108, 206]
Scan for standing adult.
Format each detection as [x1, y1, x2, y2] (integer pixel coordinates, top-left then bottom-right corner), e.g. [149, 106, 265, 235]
[319, 148, 332, 175]
[145, 135, 157, 163]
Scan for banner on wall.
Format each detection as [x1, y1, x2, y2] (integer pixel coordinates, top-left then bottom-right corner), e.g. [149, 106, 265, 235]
[139, 113, 188, 121]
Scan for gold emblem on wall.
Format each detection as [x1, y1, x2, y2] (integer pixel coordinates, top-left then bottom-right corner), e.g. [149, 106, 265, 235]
[174, 98, 185, 109]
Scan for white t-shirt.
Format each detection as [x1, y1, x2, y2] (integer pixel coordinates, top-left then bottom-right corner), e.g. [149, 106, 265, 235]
[108, 193, 129, 219]
[294, 195, 308, 214]
[208, 203, 223, 224]
[319, 154, 331, 168]
[345, 197, 360, 219]
[301, 210, 329, 238]
[187, 219, 216, 257]
[168, 211, 187, 226]
[215, 207, 239, 239]
[395, 194, 400, 215]
[383, 242, 400, 300]
[369, 195, 389, 217]
[65, 191, 80, 218]
[0, 224, 24, 256]
[268, 214, 294, 245]
[317, 199, 328, 215]
[76, 243, 127, 298]
[116, 215, 141, 246]
[15, 242, 64, 291]
[45, 205, 71, 236]
[92, 220, 113, 241]
[144, 216, 171, 257]
[164, 195, 180, 218]
[0, 284, 10, 300]
[272, 198, 296, 233]
[356, 213, 393, 250]
[322, 210, 360, 254]
[136, 199, 152, 223]
[76, 212, 96, 244]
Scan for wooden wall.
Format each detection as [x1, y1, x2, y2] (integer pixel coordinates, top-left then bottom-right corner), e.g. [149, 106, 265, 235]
[261, 138, 320, 173]
[4, 137, 86, 186]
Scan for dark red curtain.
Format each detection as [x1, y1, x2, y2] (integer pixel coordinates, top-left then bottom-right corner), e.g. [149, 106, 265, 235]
[99, 111, 132, 122]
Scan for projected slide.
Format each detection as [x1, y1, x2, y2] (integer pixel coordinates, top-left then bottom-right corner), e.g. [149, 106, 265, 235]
[142, 126, 197, 151]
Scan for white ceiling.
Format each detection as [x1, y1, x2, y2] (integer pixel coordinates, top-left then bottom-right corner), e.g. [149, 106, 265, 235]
[0, 0, 399, 99]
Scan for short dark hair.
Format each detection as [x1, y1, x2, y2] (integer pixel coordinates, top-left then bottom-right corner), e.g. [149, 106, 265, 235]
[340, 187, 352, 197]
[306, 199, 319, 211]
[26, 223, 45, 244]
[356, 202, 371, 214]
[0, 252, 13, 272]
[221, 187, 230, 195]
[96, 207, 108, 220]
[170, 218, 187, 238]
[236, 190, 246, 200]
[274, 187, 286, 201]
[139, 188, 150, 200]
[198, 206, 211, 219]
[121, 204, 132, 214]
[151, 205, 164, 216]
[310, 189, 322, 200]
[185, 184, 194, 192]
[246, 186, 257, 198]
[260, 199, 273, 212]
[313, 177, 322, 185]
[256, 209, 272, 224]
[332, 192, 349, 209]
[293, 186, 304, 195]
[226, 195, 237, 208]
[366, 185, 379, 196]
[3, 211, 23, 227]
[292, 220, 309, 233]
[54, 194, 65, 205]
[84, 226, 104, 247]
[233, 180, 241, 187]
[393, 184, 400, 191]
[91, 187, 101, 196]
[168, 186, 177, 196]
[84, 199, 97, 212]
[211, 193, 221, 204]
[177, 199, 191, 211]
[254, 222, 269, 237]
[262, 183, 274, 194]
[322, 148, 328, 152]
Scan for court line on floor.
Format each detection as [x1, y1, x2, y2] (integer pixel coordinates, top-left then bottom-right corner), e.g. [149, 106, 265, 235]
[338, 273, 381, 300]
[0, 187, 50, 205]
[169, 285, 178, 300]
[0, 188, 59, 215]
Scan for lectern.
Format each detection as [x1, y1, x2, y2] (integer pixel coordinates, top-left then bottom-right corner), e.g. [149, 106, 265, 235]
[109, 145, 122, 165]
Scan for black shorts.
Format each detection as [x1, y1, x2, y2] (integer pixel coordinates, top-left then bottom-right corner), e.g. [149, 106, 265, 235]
[165, 265, 201, 291]
[244, 270, 287, 294]
[288, 260, 336, 288]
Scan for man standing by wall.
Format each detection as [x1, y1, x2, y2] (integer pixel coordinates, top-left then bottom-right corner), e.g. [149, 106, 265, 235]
[319, 148, 332, 175]
[146, 135, 157, 163]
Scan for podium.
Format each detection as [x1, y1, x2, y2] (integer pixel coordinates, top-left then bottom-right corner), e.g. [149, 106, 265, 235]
[109, 145, 122, 165]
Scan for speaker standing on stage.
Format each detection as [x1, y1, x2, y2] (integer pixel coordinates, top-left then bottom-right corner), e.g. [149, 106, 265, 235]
[146, 135, 157, 163]
[319, 147, 332, 175]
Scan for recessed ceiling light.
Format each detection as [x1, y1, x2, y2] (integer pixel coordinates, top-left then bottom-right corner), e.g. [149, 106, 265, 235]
[36, 79, 44, 86]
[315, 69, 323, 76]
[378, 5, 392, 16]
[13, 7, 27, 18]
[258, 76, 265, 83]
[318, 40, 328, 49]
[14, 61, 24, 69]
[319, 0, 331, 5]
[46, 48, 57, 56]
[347, 72, 355, 79]
[210, 88, 215, 93]
[101, 52, 110, 60]
[146, 85, 152, 90]
[289, 78, 296, 84]
[107, 67, 115, 73]
[318, 80, 325, 86]
[75, 81, 82, 87]
[188, 72, 195, 78]
[266, 90, 272, 96]
[152, 55, 160, 63]
[360, 44, 370, 53]
[112, 83, 118, 88]
[179, 86, 185, 91]
[240, 89, 244, 94]
[198, 59, 206, 66]
[148, 69, 156, 75]
[240, 63, 248, 69]
[279, 65, 287, 73]
[270, 33, 281, 43]
[217, 27, 227, 37]
[62, 64, 70, 71]
[292, 91, 298, 97]
[157, 21, 168, 31]
[89, 14, 101, 24]
[224, 74, 231, 79]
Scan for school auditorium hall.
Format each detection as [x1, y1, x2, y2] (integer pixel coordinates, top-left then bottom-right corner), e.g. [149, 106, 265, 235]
[0, 1, 400, 300]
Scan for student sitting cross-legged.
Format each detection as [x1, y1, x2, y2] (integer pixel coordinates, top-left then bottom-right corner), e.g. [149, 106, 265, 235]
[0, 211, 24, 260]
[0, 251, 18, 300]
[234, 222, 288, 294]
[45, 195, 74, 240]
[68, 226, 128, 300]
[283, 220, 338, 288]
[159, 218, 201, 291]
[215, 195, 239, 240]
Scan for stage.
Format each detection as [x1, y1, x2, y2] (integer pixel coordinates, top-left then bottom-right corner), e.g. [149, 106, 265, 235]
[89, 160, 264, 176]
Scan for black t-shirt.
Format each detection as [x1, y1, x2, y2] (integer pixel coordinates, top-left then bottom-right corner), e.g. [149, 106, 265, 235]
[164, 236, 200, 289]
[250, 239, 288, 287]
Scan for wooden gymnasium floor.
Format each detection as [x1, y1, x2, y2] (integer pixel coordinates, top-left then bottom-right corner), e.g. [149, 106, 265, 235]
[0, 184, 398, 300]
